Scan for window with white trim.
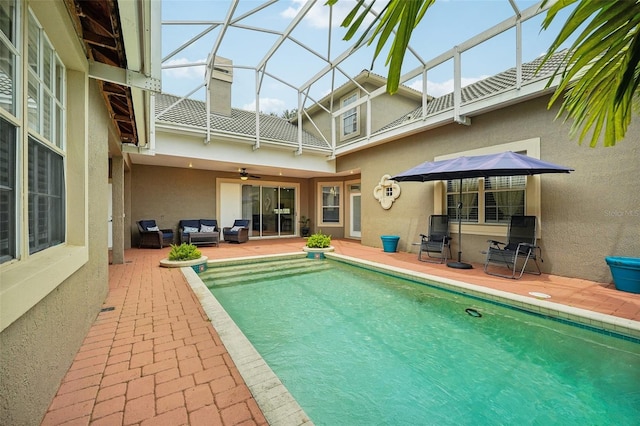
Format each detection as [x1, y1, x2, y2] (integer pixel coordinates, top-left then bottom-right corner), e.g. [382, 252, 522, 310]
[26, 10, 65, 254]
[340, 91, 359, 139]
[435, 139, 542, 236]
[446, 175, 525, 224]
[0, 7, 66, 264]
[318, 183, 343, 226]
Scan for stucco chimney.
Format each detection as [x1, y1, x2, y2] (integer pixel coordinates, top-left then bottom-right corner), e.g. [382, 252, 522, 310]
[208, 56, 233, 116]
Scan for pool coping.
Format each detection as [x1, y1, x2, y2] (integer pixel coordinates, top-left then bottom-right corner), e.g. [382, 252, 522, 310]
[182, 251, 640, 426]
[182, 252, 314, 426]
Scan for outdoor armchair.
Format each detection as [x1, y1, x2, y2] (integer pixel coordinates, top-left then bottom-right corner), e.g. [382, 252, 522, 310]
[223, 219, 250, 243]
[137, 219, 174, 249]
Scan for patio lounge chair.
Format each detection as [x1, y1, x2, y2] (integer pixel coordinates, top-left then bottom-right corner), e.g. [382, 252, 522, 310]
[417, 215, 451, 263]
[137, 219, 174, 249]
[483, 215, 542, 279]
[223, 219, 250, 243]
[179, 219, 219, 246]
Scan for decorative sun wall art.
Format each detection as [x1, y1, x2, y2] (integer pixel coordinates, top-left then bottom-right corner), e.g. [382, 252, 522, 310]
[373, 174, 401, 210]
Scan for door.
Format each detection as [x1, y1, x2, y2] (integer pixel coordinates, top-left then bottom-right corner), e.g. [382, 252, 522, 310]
[220, 182, 243, 240]
[350, 192, 361, 238]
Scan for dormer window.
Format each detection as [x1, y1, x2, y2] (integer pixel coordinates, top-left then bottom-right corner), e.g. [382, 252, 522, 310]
[340, 91, 360, 140]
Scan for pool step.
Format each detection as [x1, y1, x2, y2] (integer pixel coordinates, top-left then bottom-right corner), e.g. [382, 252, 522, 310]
[203, 258, 331, 288]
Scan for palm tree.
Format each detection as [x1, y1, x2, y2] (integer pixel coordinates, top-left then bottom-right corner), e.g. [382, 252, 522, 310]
[330, 0, 640, 147]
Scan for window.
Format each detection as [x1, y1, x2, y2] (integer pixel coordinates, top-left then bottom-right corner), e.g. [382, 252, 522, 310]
[484, 176, 525, 222]
[318, 183, 343, 226]
[435, 139, 542, 237]
[446, 179, 479, 223]
[28, 11, 64, 149]
[446, 176, 525, 224]
[0, 118, 16, 262]
[341, 91, 359, 139]
[28, 136, 64, 253]
[25, 11, 65, 254]
[0, 0, 17, 115]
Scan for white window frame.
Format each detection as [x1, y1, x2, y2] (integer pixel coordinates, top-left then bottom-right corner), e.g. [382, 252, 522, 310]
[434, 138, 542, 238]
[340, 90, 360, 141]
[317, 182, 343, 227]
[1, 2, 88, 333]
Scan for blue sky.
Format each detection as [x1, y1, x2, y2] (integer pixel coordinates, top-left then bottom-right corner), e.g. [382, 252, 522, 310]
[160, 0, 576, 115]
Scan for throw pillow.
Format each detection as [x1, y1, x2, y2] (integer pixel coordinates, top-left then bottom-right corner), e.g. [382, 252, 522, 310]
[230, 226, 242, 232]
[147, 226, 160, 231]
[200, 224, 215, 233]
[184, 226, 199, 233]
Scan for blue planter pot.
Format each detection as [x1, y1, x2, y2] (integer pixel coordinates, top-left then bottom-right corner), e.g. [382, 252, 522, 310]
[381, 235, 400, 253]
[605, 256, 640, 294]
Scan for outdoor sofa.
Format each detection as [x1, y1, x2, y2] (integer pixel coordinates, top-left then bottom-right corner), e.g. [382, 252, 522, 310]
[178, 219, 219, 246]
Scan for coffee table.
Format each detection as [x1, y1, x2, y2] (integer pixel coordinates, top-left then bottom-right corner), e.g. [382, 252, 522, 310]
[188, 232, 219, 247]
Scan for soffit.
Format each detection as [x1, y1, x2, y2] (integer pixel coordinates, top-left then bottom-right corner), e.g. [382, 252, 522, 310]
[66, 0, 139, 145]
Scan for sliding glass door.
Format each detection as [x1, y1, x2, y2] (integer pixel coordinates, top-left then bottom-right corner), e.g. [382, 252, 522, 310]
[242, 184, 296, 237]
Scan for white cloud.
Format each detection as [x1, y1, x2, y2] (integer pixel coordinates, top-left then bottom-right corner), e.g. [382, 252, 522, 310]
[408, 76, 490, 97]
[162, 57, 206, 80]
[282, 0, 377, 29]
[241, 97, 287, 115]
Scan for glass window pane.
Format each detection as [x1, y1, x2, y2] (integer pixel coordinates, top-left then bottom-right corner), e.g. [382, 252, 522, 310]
[27, 74, 39, 133]
[28, 15, 38, 74]
[0, 0, 15, 44]
[0, 117, 16, 263]
[43, 91, 52, 140]
[447, 178, 479, 223]
[28, 137, 65, 254]
[43, 42, 52, 88]
[0, 41, 15, 114]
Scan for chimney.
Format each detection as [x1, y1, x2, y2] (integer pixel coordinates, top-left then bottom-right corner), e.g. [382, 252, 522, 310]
[208, 56, 233, 116]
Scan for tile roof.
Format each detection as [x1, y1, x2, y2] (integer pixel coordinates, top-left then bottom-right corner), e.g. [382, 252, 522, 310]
[156, 51, 566, 150]
[155, 94, 331, 150]
[377, 51, 567, 132]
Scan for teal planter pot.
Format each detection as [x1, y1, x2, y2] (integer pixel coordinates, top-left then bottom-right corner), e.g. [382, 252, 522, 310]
[605, 256, 640, 294]
[381, 235, 400, 253]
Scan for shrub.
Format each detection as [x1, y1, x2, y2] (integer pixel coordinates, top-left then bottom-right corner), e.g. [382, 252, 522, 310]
[306, 231, 331, 248]
[168, 243, 202, 261]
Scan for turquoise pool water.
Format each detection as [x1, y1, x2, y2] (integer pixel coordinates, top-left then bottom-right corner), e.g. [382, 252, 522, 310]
[201, 258, 640, 425]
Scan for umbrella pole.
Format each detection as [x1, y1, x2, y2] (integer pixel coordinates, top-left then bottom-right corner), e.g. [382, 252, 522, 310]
[447, 178, 473, 269]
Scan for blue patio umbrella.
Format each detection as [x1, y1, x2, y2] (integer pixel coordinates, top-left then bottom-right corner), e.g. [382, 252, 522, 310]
[391, 151, 573, 269]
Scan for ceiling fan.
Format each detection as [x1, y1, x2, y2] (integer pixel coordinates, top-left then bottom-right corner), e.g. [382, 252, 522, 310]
[239, 168, 261, 180]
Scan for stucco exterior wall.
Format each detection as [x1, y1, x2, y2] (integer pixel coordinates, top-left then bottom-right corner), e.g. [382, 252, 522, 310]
[0, 81, 110, 425]
[130, 165, 314, 244]
[337, 95, 639, 282]
[302, 81, 421, 147]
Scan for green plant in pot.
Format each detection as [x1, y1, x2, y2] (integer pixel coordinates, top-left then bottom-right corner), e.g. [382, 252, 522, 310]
[299, 215, 311, 237]
[306, 231, 331, 248]
[168, 243, 202, 261]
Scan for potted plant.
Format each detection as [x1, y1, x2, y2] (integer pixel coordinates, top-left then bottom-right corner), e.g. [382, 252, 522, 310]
[303, 231, 334, 259]
[299, 215, 311, 237]
[160, 243, 208, 272]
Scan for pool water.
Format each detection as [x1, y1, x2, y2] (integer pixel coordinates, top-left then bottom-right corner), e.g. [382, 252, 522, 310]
[201, 258, 640, 425]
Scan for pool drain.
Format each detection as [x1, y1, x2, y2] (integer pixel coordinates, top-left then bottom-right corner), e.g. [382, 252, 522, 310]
[465, 308, 482, 317]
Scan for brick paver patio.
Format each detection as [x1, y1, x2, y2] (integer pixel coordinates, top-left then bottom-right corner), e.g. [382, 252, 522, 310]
[41, 238, 640, 425]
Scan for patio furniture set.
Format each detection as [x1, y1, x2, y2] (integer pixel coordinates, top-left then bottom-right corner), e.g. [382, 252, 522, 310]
[137, 218, 250, 249]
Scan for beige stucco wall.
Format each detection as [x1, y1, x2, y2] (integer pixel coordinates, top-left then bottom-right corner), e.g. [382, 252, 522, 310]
[0, 80, 110, 425]
[337, 95, 640, 282]
[302, 81, 421, 146]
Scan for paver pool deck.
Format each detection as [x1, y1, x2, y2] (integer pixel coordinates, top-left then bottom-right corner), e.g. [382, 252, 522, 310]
[41, 238, 640, 425]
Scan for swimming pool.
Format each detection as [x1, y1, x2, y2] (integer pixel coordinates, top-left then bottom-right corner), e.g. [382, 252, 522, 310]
[195, 255, 640, 425]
